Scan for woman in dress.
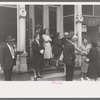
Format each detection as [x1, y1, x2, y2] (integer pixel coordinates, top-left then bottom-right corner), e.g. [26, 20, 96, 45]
[52, 32, 63, 68]
[42, 28, 52, 68]
[31, 33, 44, 81]
[87, 41, 100, 81]
[80, 39, 91, 80]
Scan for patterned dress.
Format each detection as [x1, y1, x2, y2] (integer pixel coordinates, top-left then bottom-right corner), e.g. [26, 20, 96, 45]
[42, 34, 52, 59]
[81, 44, 91, 73]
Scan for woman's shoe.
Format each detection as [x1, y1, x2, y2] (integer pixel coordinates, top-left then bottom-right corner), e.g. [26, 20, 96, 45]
[81, 77, 85, 81]
[86, 77, 91, 81]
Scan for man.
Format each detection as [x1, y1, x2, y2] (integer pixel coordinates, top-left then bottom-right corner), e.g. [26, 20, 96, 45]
[61, 32, 69, 46]
[63, 35, 76, 81]
[0, 35, 22, 81]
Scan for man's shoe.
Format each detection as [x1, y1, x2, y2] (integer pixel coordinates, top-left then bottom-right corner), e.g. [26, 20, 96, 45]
[37, 76, 42, 78]
[34, 77, 37, 81]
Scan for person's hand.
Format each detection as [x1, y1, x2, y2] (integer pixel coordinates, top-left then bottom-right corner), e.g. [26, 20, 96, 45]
[40, 49, 44, 54]
[81, 51, 87, 56]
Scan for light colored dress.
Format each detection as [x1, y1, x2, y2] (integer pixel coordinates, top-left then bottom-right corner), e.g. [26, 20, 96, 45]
[81, 44, 91, 73]
[42, 34, 52, 59]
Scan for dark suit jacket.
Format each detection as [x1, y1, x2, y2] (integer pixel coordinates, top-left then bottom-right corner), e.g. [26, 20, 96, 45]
[0, 42, 22, 70]
[61, 37, 68, 46]
[31, 40, 44, 71]
[63, 41, 76, 66]
[0, 42, 14, 70]
[52, 37, 63, 55]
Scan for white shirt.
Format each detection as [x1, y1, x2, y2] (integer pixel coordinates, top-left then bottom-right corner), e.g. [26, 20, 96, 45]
[7, 43, 15, 59]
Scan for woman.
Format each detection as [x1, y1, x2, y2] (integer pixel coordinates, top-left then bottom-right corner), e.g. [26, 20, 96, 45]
[52, 32, 63, 68]
[87, 41, 100, 81]
[31, 33, 44, 81]
[42, 28, 52, 68]
[80, 39, 91, 80]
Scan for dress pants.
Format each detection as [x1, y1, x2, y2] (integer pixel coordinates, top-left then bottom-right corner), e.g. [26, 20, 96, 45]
[66, 65, 74, 81]
[3, 69, 12, 81]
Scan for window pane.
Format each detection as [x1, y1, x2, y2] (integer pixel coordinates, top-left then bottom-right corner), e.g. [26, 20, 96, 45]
[63, 16, 74, 32]
[94, 5, 100, 16]
[63, 5, 74, 16]
[82, 5, 93, 15]
[49, 7, 57, 37]
[35, 5, 43, 26]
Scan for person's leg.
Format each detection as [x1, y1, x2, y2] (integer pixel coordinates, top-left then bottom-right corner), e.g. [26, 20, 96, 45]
[70, 65, 74, 81]
[66, 65, 71, 81]
[44, 59, 47, 68]
[47, 59, 50, 67]
[3, 69, 12, 81]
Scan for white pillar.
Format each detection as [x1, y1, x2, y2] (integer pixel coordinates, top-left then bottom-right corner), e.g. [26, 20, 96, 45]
[17, 5, 27, 72]
[43, 6, 49, 29]
[59, 5, 63, 38]
[76, 5, 82, 47]
[76, 5, 83, 67]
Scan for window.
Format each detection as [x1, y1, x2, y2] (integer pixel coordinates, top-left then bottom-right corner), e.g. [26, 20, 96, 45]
[35, 5, 43, 26]
[82, 25, 87, 32]
[63, 5, 74, 16]
[82, 5, 93, 15]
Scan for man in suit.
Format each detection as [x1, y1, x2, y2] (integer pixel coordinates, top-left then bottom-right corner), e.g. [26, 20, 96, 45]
[63, 35, 76, 81]
[0, 35, 22, 81]
[61, 32, 69, 46]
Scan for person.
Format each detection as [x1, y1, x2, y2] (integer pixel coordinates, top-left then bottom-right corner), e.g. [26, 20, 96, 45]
[0, 35, 23, 81]
[31, 33, 44, 81]
[59, 32, 70, 61]
[52, 32, 63, 68]
[61, 32, 69, 46]
[80, 39, 91, 80]
[35, 24, 44, 69]
[42, 28, 52, 68]
[62, 35, 76, 81]
[86, 41, 100, 81]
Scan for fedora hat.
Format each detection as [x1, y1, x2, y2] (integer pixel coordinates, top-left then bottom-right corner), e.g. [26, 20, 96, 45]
[6, 35, 15, 42]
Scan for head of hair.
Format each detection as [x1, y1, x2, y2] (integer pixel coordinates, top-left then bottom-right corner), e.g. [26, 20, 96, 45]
[55, 32, 60, 37]
[35, 24, 42, 32]
[91, 40, 97, 47]
[34, 33, 39, 39]
[43, 28, 49, 34]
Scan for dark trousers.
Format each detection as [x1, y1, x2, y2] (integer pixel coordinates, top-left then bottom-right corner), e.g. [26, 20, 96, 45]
[66, 65, 74, 81]
[3, 69, 12, 81]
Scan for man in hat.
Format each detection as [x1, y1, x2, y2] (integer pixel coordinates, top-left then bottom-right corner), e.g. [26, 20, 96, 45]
[0, 35, 22, 81]
[61, 32, 70, 46]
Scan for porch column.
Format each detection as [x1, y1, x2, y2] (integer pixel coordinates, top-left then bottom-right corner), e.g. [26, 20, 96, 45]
[43, 5, 49, 29]
[17, 5, 27, 72]
[59, 5, 63, 38]
[76, 5, 83, 67]
[76, 5, 83, 47]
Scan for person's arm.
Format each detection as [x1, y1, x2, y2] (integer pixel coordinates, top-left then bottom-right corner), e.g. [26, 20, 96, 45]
[87, 48, 99, 62]
[32, 42, 44, 54]
[0, 44, 6, 69]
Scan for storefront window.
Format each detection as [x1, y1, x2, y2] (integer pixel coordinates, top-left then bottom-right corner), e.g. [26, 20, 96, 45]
[49, 7, 57, 38]
[94, 5, 100, 16]
[63, 16, 74, 32]
[35, 5, 43, 27]
[63, 5, 74, 16]
[82, 5, 93, 15]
